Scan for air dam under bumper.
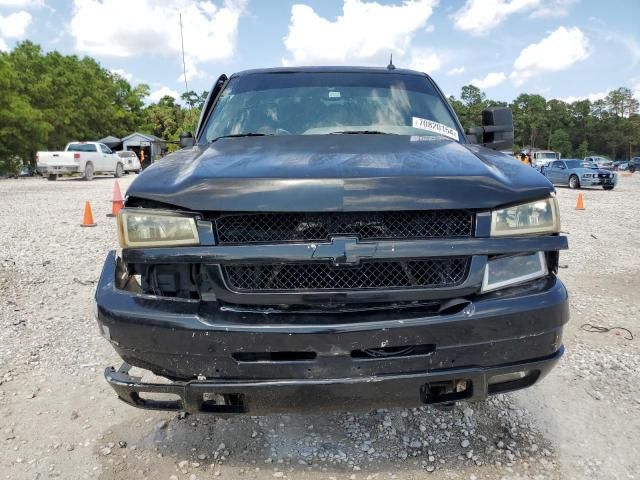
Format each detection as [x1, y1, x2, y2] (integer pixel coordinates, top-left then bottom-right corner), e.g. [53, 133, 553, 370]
[106, 351, 562, 414]
[96, 251, 569, 414]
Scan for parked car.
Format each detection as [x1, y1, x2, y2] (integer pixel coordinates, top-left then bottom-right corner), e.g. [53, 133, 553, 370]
[613, 161, 629, 171]
[584, 156, 614, 170]
[116, 151, 142, 174]
[19, 165, 37, 177]
[543, 159, 616, 190]
[96, 66, 568, 415]
[629, 157, 640, 173]
[36, 142, 123, 181]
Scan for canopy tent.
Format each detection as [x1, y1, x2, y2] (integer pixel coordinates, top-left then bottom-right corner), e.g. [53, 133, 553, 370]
[97, 136, 122, 149]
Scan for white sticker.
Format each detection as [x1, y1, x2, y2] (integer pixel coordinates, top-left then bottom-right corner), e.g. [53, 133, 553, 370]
[328, 91, 341, 98]
[412, 117, 459, 141]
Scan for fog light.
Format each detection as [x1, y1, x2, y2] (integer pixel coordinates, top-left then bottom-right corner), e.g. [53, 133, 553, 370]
[488, 371, 528, 385]
[481, 252, 547, 293]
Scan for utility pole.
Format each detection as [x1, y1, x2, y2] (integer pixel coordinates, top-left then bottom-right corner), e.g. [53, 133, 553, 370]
[179, 13, 188, 93]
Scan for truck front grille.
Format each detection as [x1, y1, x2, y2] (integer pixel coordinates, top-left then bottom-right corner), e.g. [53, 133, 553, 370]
[213, 211, 474, 244]
[223, 258, 470, 292]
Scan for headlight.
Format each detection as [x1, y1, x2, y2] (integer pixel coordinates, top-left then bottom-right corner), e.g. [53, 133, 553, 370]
[582, 173, 592, 178]
[117, 210, 199, 247]
[491, 197, 560, 236]
[481, 252, 548, 292]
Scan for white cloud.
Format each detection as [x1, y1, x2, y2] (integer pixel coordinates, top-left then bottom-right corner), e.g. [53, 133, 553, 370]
[110, 68, 133, 82]
[447, 66, 465, 75]
[0, 10, 31, 38]
[147, 86, 180, 103]
[409, 51, 442, 73]
[557, 90, 608, 103]
[512, 26, 590, 84]
[0, 0, 44, 6]
[470, 71, 507, 89]
[283, 0, 438, 65]
[529, 0, 577, 18]
[452, 0, 539, 35]
[70, 0, 246, 81]
[0, 37, 8, 51]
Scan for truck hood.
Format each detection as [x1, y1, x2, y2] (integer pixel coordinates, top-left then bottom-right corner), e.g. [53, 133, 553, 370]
[127, 135, 554, 211]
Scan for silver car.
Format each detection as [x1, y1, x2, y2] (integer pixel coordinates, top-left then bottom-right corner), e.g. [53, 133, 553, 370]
[584, 156, 614, 170]
[543, 159, 617, 190]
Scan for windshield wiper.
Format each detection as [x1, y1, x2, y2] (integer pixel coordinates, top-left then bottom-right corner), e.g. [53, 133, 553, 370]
[328, 130, 390, 135]
[210, 133, 272, 143]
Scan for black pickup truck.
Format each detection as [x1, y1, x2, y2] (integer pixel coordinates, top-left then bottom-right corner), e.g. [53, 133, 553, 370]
[96, 67, 568, 415]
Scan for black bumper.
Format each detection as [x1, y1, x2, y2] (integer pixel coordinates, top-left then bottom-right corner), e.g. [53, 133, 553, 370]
[96, 251, 569, 414]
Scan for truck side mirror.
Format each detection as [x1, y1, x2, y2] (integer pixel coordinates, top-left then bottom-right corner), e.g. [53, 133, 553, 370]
[466, 107, 514, 151]
[179, 132, 195, 149]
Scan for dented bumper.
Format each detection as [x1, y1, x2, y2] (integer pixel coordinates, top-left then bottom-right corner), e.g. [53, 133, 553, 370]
[96, 250, 569, 414]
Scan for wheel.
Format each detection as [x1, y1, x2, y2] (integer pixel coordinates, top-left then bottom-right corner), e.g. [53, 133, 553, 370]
[568, 174, 580, 189]
[47, 174, 58, 181]
[603, 185, 615, 190]
[114, 162, 124, 178]
[630, 166, 636, 173]
[83, 162, 94, 181]
[134, 169, 141, 174]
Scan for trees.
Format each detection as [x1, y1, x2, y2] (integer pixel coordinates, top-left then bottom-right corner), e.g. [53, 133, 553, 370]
[0, 42, 150, 172]
[449, 84, 640, 159]
[0, 51, 50, 174]
[2, 40, 639, 172]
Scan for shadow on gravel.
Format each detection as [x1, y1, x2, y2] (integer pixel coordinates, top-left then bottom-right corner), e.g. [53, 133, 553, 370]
[98, 395, 559, 479]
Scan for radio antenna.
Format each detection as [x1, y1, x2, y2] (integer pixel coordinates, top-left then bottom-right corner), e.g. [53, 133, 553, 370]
[387, 54, 396, 70]
[179, 12, 189, 93]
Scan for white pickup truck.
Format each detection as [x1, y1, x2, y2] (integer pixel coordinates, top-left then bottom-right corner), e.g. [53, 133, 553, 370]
[36, 142, 124, 181]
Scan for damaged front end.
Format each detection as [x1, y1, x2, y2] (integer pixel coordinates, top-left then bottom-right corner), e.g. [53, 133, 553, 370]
[96, 202, 568, 415]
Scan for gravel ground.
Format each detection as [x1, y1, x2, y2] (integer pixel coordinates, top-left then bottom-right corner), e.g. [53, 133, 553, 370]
[1, 173, 639, 480]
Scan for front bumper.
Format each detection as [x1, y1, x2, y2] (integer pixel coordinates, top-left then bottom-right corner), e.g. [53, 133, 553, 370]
[581, 176, 616, 186]
[37, 165, 79, 174]
[106, 349, 562, 414]
[96, 250, 569, 414]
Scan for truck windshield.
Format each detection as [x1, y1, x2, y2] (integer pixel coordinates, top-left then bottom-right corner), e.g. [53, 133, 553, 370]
[203, 72, 463, 142]
[537, 152, 557, 160]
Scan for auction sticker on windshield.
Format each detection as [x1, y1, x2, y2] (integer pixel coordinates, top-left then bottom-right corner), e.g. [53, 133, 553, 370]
[412, 117, 459, 141]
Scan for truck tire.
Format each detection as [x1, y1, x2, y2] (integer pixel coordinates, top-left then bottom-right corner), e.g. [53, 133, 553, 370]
[83, 162, 94, 181]
[603, 185, 615, 190]
[114, 163, 124, 178]
[47, 174, 58, 181]
[568, 174, 580, 189]
[630, 166, 636, 173]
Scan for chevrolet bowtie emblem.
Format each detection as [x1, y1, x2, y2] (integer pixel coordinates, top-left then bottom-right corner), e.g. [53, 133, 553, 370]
[311, 237, 378, 266]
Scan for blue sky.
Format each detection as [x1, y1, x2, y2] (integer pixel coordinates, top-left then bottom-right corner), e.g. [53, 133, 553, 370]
[1, 0, 639, 103]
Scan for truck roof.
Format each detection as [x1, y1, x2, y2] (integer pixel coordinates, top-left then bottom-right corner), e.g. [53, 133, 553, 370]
[231, 66, 430, 78]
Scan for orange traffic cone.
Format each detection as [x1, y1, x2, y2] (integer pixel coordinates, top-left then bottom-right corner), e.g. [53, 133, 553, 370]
[575, 193, 585, 210]
[106, 181, 124, 217]
[81, 201, 97, 227]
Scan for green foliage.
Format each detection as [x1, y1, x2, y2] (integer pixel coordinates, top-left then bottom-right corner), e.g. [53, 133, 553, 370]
[575, 140, 589, 159]
[1, 41, 150, 168]
[0, 50, 50, 174]
[450, 84, 640, 159]
[548, 129, 572, 158]
[2, 41, 639, 167]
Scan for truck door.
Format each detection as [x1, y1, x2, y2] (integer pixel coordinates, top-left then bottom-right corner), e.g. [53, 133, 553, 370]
[98, 144, 114, 172]
[79, 143, 99, 171]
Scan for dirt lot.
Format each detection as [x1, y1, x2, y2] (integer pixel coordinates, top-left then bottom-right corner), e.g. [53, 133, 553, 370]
[1, 173, 639, 480]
